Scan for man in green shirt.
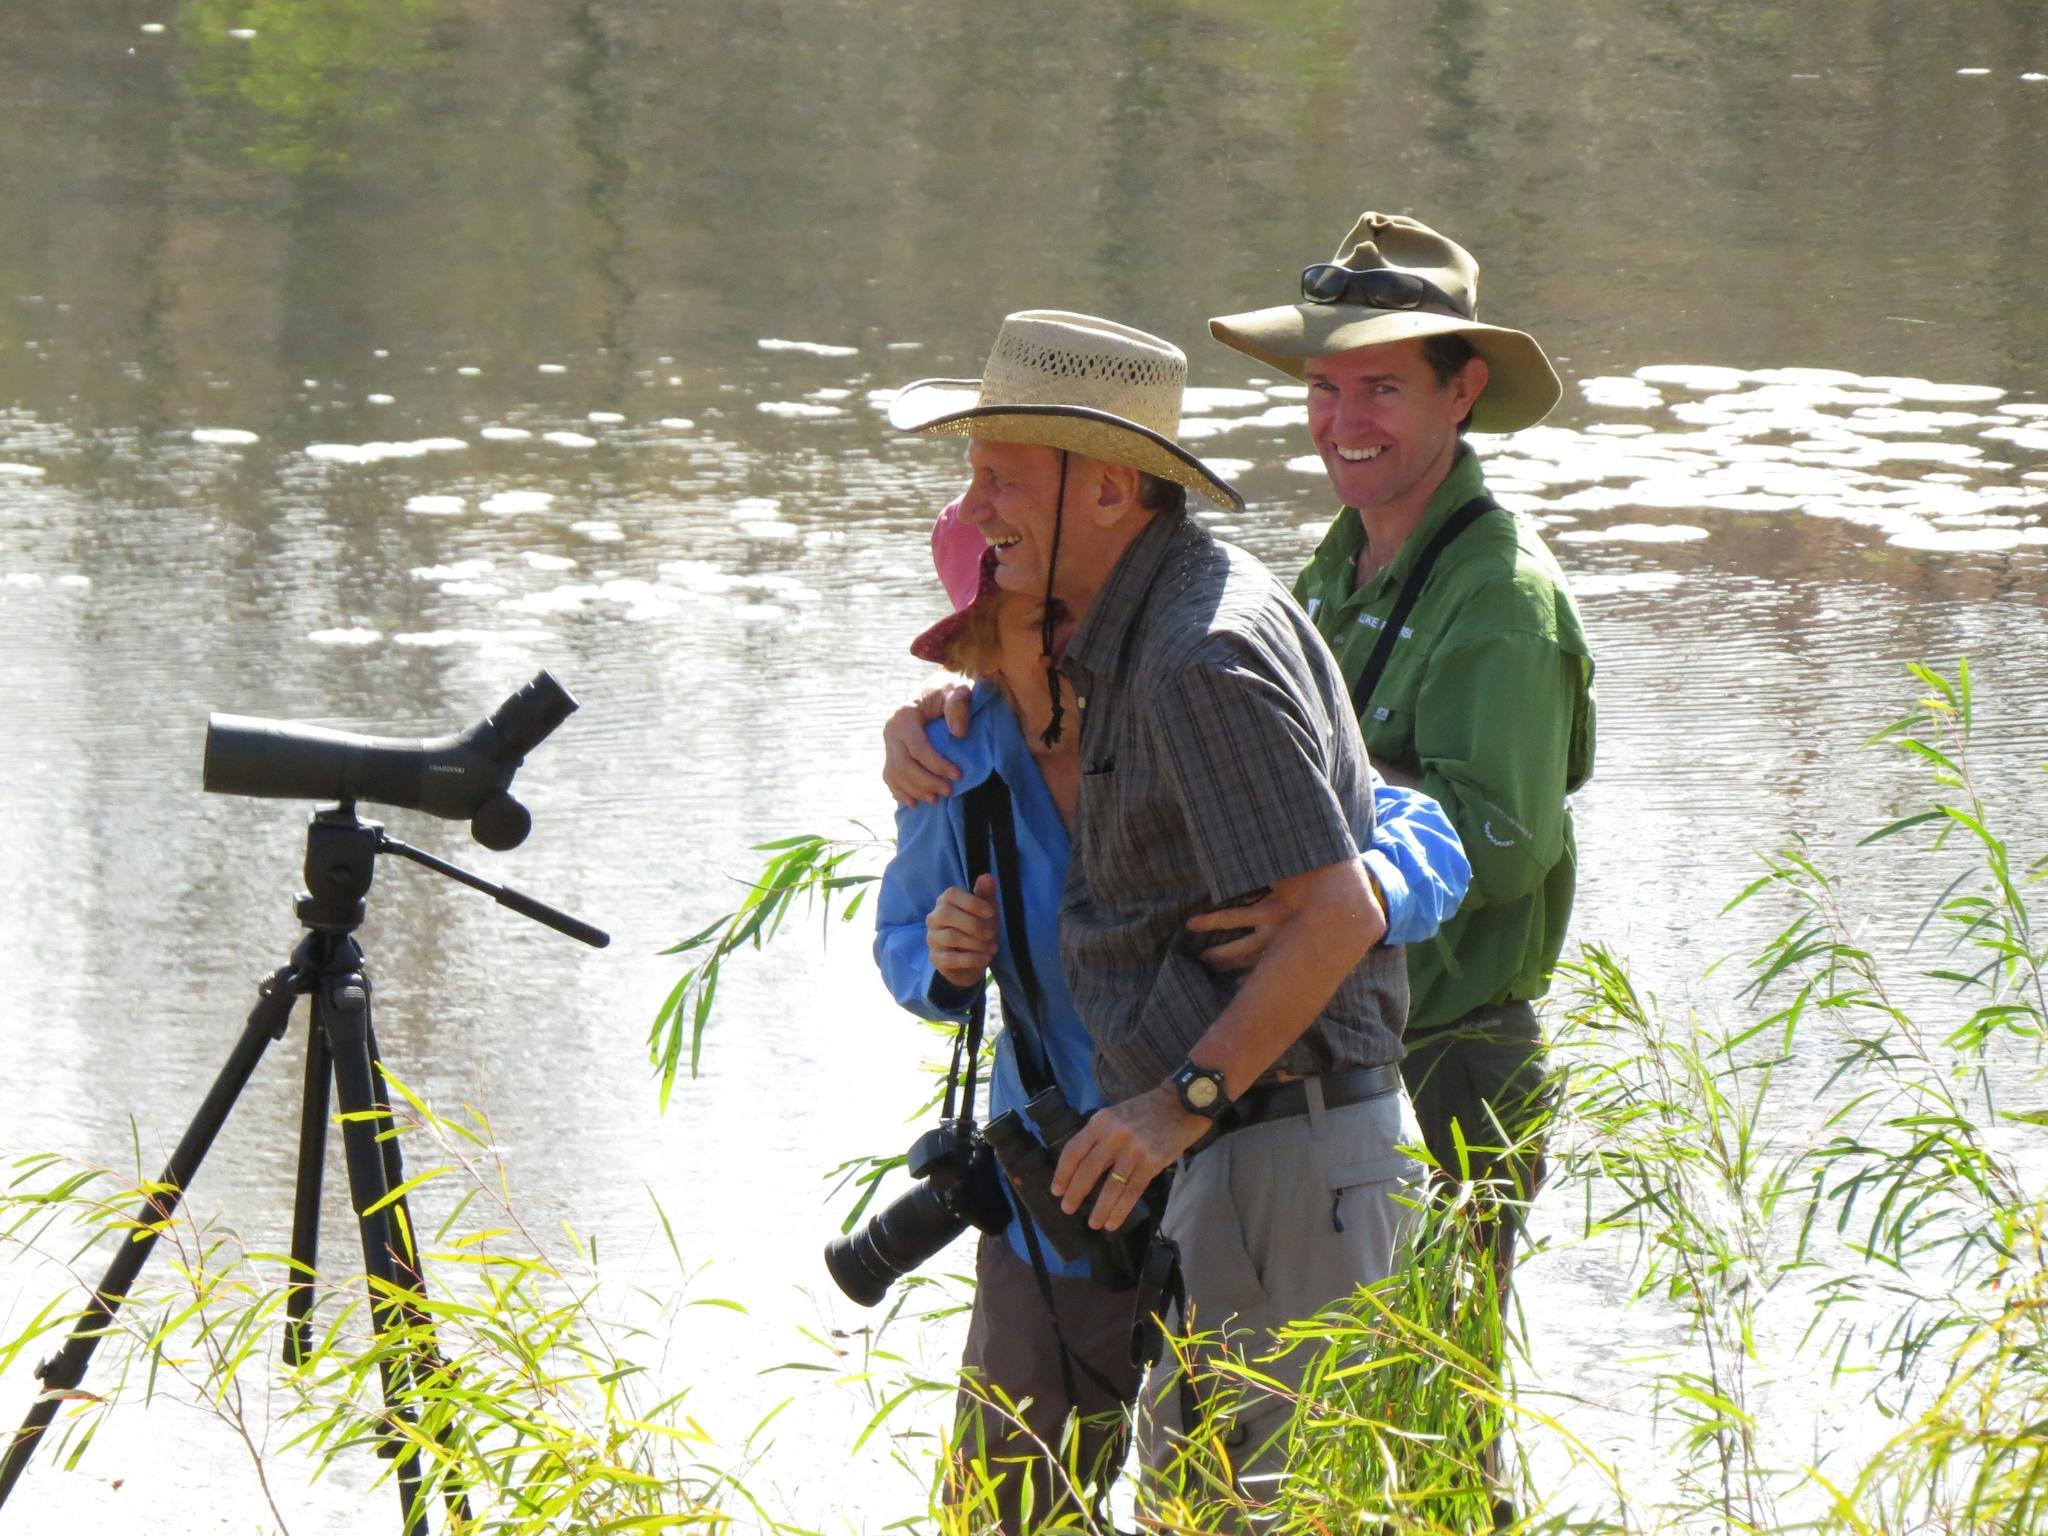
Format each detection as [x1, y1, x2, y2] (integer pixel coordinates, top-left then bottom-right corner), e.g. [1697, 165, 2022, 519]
[1207, 212, 1596, 1291]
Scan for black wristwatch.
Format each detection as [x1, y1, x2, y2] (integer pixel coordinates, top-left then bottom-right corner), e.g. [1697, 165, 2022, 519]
[1170, 1058, 1233, 1121]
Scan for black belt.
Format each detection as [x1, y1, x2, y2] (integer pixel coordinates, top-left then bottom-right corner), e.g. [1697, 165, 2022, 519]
[1218, 1062, 1403, 1136]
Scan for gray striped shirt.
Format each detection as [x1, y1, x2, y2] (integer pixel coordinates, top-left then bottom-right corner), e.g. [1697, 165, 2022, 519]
[1058, 511, 1407, 1103]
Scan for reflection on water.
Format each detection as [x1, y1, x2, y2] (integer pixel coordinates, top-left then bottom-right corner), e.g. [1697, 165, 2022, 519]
[2, 0, 2046, 1527]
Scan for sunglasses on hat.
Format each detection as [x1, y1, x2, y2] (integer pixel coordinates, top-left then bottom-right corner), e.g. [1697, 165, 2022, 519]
[1300, 263, 1471, 318]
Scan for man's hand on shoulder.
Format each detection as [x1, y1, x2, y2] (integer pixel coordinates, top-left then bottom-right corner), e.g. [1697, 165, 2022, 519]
[881, 684, 975, 806]
[1048, 1084, 1208, 1232]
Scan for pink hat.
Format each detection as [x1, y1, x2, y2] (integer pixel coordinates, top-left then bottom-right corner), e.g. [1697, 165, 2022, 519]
[909, 498, 1003, 666]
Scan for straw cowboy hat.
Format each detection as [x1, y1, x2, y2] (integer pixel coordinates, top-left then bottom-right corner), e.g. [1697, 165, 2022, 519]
[1209, 212, 1561, 435]
[888, 310, 1246, 512]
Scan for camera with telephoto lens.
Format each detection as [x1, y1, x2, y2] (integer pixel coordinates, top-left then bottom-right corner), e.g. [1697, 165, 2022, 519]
[823, 1119, 1011, 1307]
[982, 1085, 1157, 1291]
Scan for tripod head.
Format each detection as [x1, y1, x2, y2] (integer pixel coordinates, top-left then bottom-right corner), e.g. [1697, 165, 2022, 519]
[204, 671, 575, 851]
[298, 808, 383, 933]
[288, 805, 607, 948]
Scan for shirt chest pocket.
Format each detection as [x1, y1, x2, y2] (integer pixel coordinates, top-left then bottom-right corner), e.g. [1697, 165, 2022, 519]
[1076, 752, 1186, 906]
[1360, 702, 1417, 773]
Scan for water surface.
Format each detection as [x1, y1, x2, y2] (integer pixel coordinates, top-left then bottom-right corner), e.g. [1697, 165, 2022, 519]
[2, 2, 2045, 1528]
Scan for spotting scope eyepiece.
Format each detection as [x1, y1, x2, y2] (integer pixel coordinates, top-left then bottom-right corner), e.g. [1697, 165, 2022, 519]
[203, 671, 577, 850]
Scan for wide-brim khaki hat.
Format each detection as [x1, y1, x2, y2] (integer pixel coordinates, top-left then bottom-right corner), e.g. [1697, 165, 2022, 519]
[1209, 212, 1561, 435]
[889, 310, 1245, 512]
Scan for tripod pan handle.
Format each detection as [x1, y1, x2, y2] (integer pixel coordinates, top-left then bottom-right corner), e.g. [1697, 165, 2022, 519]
[495, 885, 610, 948]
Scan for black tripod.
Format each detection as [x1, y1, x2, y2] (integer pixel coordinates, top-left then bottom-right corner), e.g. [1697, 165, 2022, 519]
[0, 804, 608, 1533]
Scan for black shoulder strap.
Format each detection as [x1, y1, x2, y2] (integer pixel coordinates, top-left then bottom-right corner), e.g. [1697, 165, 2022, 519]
[1348, 494, 1498, 722]
[959, 773, 1059, 1099]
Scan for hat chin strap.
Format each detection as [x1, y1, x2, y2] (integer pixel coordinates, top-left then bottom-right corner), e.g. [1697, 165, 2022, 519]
[1038, 451, 1069, 749]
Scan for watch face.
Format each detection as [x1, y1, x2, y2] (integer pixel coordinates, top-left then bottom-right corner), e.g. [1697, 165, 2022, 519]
[1184, 1073, 1220, 1109]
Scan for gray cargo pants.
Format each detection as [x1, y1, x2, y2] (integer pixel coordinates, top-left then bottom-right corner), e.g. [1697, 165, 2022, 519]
[1134, 1080, 1424, 1519]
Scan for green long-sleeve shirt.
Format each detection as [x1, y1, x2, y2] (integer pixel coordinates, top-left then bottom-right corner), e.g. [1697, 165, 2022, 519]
[1294, 447, 1596, 1036]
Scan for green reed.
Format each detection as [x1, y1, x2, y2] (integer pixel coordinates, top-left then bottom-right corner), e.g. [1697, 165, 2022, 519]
[1, 1090, 752, 1533]
[649, 832, 881, 1108]
[1517, 657, 2044, 1533]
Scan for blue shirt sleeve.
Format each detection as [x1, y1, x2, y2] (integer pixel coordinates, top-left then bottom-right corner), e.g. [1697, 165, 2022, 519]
[873, 795, 977, 1023]
[1363, 775, 1471, 948]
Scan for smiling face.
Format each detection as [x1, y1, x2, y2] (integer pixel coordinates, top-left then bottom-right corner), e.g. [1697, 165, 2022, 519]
[956, 438, 1144, 619]
[959, 439, 1068, 597]
[1305, 338, 1488, 518]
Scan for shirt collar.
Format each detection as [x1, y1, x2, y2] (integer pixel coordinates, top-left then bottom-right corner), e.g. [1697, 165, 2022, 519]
[1354, 444, 1487, 592]
[1064, 510, 1201, 681]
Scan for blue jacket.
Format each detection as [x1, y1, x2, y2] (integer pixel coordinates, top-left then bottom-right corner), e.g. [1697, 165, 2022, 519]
[873, 682, 1470, 1274]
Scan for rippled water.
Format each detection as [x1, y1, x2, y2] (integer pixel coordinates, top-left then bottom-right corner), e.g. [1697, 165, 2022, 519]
[2, 1, 2046, 1529]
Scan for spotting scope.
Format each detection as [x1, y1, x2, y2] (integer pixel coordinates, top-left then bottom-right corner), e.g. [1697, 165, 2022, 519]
[203, 671, 576, 850]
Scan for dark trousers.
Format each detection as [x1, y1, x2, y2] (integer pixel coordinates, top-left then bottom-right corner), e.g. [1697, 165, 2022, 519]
[954, 1232, 1142, 1533]
[1400, 998, 1553, 1289]
[1402, 999, 1552, 1508]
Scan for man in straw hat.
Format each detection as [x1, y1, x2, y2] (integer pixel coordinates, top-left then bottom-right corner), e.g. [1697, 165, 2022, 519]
[1209, 213, 1596, 1322]
[875, 502, 1468, 1533]
[890, 309, 1429, 1512]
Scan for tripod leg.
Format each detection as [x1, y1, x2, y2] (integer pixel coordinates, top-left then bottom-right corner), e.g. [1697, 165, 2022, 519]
[316, 955, 431, 1536]
[363, 1022, 425, 1297]
[360, 1020, 474, 1525]
[283, 1023, 333, 1367]
[0, 964, 301, 1512]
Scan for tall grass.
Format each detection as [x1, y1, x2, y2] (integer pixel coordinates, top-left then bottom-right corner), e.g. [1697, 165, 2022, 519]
[1519, 658, 2047, 1533]
[2, 1092, 752, 1533]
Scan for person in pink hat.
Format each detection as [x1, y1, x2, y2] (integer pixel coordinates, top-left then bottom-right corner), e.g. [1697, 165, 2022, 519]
[870, 498, 1133, 1531]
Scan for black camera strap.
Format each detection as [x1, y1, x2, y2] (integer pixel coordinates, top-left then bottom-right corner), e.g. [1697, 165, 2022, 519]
[940, 989, 988, 1133]
[940, 771, 1053, 1141]
[1347, 494, 1498, 722]
[1014, 1208, 1127, 1413]
[959, 773, 1059, 1101]
[959, 771, 1132, 1464]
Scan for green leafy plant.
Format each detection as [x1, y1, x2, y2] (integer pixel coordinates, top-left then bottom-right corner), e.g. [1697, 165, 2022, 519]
[1528, 658, 2047, 1534]
[649, 832, 882, 1107]
[2, 1090, 757, 1534]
